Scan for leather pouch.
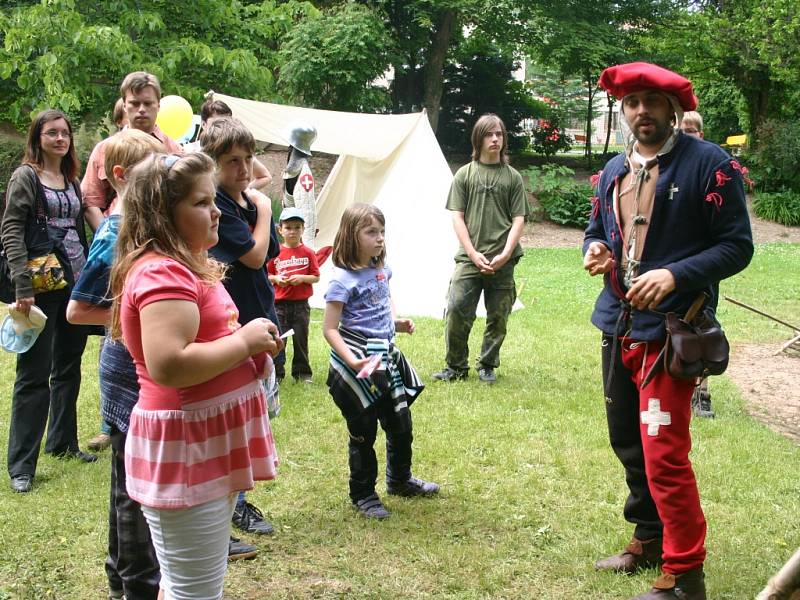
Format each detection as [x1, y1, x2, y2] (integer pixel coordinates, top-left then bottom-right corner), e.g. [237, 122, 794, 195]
[664, 310, 729, 380]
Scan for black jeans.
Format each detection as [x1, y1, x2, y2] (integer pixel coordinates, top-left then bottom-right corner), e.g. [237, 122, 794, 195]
[601, 334, 663, 540]
[345, 403, 413, 503]
[7, 289, 89, 478]
[274, 299, 311, 379]
[106, 427, 160, 599]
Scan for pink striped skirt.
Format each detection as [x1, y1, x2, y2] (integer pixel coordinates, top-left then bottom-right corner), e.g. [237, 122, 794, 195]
[125, 380, 278, 509]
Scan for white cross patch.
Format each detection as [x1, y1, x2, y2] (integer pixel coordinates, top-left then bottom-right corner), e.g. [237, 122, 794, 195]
[668, 183, 680, 200]
[300, 173, 314, 192]
[641, 398, 671, 436]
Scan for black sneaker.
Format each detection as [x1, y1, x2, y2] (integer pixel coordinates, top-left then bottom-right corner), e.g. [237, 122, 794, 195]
[431, 367, 468, 382]
[354, 493, 390, 519]
[232, 501, 275, 535]
[692, 388, 715, 418]
[477, 367, 496, 384]
[228, 536, 258, 561]
[54, 449, 98, 463]
[386, 476, 440, 497]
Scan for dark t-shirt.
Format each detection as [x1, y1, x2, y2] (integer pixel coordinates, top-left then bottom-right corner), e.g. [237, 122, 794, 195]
[208, 188, 280, 327]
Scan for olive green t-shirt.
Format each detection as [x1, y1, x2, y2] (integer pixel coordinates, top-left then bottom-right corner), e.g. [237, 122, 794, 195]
[446, 161, 529, 262]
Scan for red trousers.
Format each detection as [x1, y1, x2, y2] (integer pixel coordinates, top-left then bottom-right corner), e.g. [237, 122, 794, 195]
[611, 337, 707, 573]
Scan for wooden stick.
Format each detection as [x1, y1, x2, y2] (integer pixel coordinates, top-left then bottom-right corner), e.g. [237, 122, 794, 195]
[725, 296, 800, 333]
[776, 332, 800, 356]
[756, 547, 800, 600]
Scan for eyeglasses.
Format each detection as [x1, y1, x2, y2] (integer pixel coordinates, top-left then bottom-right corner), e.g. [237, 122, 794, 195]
[41, 129, 71, 140]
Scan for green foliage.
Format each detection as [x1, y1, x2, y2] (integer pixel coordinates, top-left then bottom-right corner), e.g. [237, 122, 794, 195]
[0, 133, 25, 198]
[524, 164, 592, 228]
[753, 191, 800, 226]
[278, 3, 393, 112]
[0, 0, 315, 128]
[745, 119, 800, 194]
[637, 0, 800, 140]
[438, 41, 547, 154]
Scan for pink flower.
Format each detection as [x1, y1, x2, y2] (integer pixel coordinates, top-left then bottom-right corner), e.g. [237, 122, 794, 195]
[715, 169, 731, 188]
[705, 192, 724, 211]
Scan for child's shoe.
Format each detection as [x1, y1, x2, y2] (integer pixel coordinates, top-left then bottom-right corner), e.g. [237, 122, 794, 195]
[387, 476, 440, 497]
[354, 493, 390, 519]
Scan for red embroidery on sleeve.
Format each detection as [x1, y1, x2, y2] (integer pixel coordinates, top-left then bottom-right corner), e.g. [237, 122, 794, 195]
[705, 192, 723, 211]
[714, 170, 731, 188]
[590, 170, 603, 188]
[590, 196, 600, 219]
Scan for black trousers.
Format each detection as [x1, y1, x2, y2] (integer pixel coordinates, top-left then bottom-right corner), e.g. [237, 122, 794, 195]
[106, 427, 160, 599]
[7, 289, 89, 478]
[601, 334, 663, 540]
[274, 299, 312, 379]
[345, 403, 413, 503]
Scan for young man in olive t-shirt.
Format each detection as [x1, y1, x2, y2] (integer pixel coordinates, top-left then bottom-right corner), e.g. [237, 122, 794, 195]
[432, 114, 529, 384]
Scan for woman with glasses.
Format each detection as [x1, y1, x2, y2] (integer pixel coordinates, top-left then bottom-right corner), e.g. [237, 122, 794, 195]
[1, 109, 96, 494]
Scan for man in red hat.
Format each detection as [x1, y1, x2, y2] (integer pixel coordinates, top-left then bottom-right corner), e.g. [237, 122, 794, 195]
[583, 62, 753, 599]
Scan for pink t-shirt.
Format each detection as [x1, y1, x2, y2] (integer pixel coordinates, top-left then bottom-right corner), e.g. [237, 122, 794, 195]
[121, 254, 277, 509]
[122, 255, 266, 408]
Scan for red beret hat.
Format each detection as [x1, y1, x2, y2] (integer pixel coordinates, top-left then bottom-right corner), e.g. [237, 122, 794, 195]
[599, 62, 698, 111]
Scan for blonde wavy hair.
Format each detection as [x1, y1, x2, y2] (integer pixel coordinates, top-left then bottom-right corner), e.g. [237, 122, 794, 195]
[109, 152, 225, 339]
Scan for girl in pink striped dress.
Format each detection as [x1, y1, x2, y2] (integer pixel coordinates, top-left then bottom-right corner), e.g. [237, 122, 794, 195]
[109, 152, 281, 599]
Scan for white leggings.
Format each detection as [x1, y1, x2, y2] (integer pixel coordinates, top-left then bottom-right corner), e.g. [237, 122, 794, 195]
[141, 495, 235, 600]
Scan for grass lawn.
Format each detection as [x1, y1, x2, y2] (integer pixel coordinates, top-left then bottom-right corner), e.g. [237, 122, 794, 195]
[0, 244, 798, 599]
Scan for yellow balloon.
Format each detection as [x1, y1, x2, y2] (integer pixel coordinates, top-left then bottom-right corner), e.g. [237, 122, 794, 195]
[156, 95, 193, 139]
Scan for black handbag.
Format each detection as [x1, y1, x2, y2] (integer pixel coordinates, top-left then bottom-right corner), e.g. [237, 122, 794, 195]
[0, 243, 14, 304]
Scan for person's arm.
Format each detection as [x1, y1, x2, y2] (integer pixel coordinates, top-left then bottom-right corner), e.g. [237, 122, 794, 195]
[488, 215, 525, 270]
[582, 174, 613, 277]
[249, 158, 272, 190]
[139, 299, 280, 388]
[391, 295, 415, 334]
[452, 211, 492, 273]
[81, 143, 111, 232]
[1, 168, 37, 314]
[323, 301, 370, 371]
[66, 300, 110, 326]
[237, 189, 273, 269]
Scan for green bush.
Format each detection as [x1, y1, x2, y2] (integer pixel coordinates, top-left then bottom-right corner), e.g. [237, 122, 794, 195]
[0, 134, 25, 199]
[523, 164, 592, 228]
[745, 119, 800, 193]
[752, 191, 800, 226]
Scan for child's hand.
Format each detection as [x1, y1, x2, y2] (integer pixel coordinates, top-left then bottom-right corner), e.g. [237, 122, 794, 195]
[287, 274, 303, 286]
[276, 276, 288, 287]
[239, 317, 282, 356]
[395, 318, 415, 334]
[349, 356, 372, 372]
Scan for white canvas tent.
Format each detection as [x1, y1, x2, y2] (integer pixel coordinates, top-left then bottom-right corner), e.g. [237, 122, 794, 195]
[216, 94, 457, 318]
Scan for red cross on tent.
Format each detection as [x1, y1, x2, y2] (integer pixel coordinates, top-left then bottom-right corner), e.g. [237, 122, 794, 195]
[300, 173, 314, 192]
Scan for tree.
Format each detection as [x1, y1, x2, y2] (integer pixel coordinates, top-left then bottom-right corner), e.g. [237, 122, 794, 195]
[370, 0, 539, 131]
[278, 2, 393, 112]
[0, 0, 315, 128]
[526, 0, 685, 157]
[638, 0, 800, 143]
[437, 40, 547, 154]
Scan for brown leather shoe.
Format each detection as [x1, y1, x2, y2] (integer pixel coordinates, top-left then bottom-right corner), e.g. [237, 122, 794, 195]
[628, 567, 706, 600]
[595, 537, 663, 573]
